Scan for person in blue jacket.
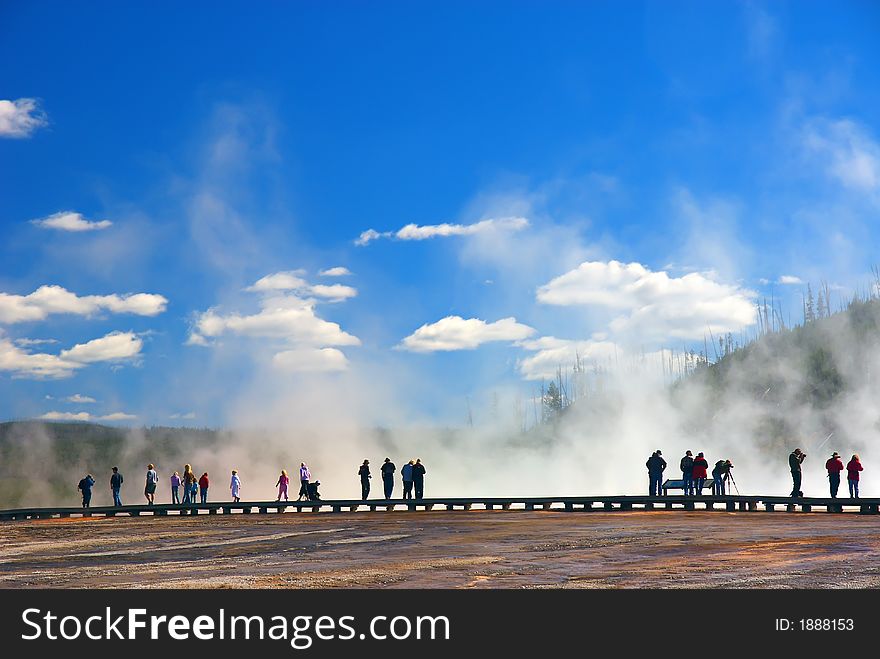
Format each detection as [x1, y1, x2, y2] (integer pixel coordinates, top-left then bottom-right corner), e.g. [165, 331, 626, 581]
[78, 474, 96, 508]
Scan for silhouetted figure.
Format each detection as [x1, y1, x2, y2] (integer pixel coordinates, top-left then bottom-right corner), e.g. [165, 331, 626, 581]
[298, 463, 311, 501]
[199, 472, 209, 503]
[78, 474, 95, 508]
[692, 452, 709, 495]
[230, 470, 241, 503]
[307, 481, 321, 501]
[646, 450, 666, 496]
[789, 448, 806, 497]
[402, 460, 414, 500]
[110, 467, 123, 507]
[680, 450, 694, 496]
[847, 454, 863, 498]
[144, 464, 158, 505]
[359, 460, 371, 500]
[413, 458, 426, 499]
[825, 452, 844, 498]
[381, 457, 396, 499]
[712, 459, 732, 495]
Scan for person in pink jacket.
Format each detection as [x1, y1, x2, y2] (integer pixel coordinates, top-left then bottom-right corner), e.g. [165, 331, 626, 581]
[276, 469, 290, 501]
[847, 454, 864, 498]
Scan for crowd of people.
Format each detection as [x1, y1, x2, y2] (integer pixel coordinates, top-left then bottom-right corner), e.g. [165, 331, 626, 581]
[646, 447, 866, 499]
[74, 456, 429, 508]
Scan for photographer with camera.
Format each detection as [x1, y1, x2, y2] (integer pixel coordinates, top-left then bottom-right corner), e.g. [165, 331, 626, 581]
[789, 448, 806, 497]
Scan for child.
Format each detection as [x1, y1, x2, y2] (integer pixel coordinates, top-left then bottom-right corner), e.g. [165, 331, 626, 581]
[230, 470, 241, 503]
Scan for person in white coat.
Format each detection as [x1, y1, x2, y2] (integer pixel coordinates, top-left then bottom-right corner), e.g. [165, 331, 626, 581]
[230, 470, 241, 503]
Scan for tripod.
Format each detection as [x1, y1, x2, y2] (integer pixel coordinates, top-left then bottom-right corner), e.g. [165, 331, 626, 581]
[727, 470, 741, 496]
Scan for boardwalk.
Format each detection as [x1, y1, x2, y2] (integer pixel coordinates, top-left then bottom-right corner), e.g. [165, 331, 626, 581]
[2, 494, 879, 521]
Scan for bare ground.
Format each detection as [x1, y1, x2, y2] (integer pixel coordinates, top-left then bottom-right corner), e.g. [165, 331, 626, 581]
[1, 510, 879, 588]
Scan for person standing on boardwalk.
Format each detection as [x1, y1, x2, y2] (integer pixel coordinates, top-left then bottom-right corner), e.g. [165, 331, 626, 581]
[711, 460, 725, 495]
[789, 448, 806, 497]
[276, 469, 290, 501]
[413, 458, 426, 499]
[680, 450, 695, 496]
[402, 460, 414, 500]
[298, 463, 311, 501]
[230, 470, 241, 502]
[825, 452, 844, 498]
[144, 464, 158, 505]
[847, 454, 863, 498]
[646, 450, 666, 496]
[170, 471, 181, 504]
[381, 457, 396, 499]
[359, 460, 371, 500]
[182, 464, 195, 504]
[198, 472, 209, 503]
[692, 452, 709, 495]
[110, 467, 123, 506]
[78, 474, 95, 508]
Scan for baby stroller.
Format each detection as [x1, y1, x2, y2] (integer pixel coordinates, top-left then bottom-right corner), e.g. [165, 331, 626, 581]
[306, 481, 321, 501]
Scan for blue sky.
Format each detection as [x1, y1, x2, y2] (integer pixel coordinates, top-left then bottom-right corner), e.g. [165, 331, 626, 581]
[1, 1, 879, 427]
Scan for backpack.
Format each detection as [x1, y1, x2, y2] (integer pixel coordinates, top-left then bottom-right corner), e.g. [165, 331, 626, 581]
[78, 478, 88, 490]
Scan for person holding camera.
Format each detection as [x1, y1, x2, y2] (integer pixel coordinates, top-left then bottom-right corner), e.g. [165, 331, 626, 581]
[789, 448, 806, 497]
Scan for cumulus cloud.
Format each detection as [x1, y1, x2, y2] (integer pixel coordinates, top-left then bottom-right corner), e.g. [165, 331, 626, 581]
[778, 275, 803, 285]
[0, 331, 143, 379]
[272, 347, 349, 372]
[319, 266, 352, 277]
[0, 285, 168, 323]
[246, 271, 357, 302]
[0, 98, 48, 138]
[59, 331, 142, 363]
[66, 394, 97, 404]
[399, 316, 536, 352]
[190, 299, 360, 347]
[537, 260, 757, 341]
[804, 118, 880, 194]
[40, 411, 137, 422]
[355, 217, 529, 246]
[516, 336, 621, 381]
[30, 211, 113, 232]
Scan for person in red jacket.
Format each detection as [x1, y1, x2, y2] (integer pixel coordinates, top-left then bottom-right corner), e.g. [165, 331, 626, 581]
[846, 454, 863, 498]
[692, 452, 709, 495]
[825, 452, 844, 498]
[198, 472, 209, 504]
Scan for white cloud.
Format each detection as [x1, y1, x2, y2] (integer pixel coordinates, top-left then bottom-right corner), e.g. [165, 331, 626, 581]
[31, 211, 113, 232]
[66, 394, 97, 404]
[99, 412, 138, 421]
[0, 98, 48, 138]
[170, 412, 197, 420]
[245, 271, 357, 302]
[246, 270, 308, 292]
[40, 411, 137, 422]
[356, 217, 529, 245]
[537, 260, 757, 341]
[0, 285, 167, 323]
[804, 118, 880, 194]
[778, 275, 803, 285]
[58, 331, 142, 364]
[40, 411, 91, 421]
[14, 338, 58, 346]
[399, 316, 536, 352]
[517, 336, 621, 381]
[319, 266, 352, 277]
[0, 330, 143, 379]
[189, 296, 360, 348]
[272, 347, 349, 372]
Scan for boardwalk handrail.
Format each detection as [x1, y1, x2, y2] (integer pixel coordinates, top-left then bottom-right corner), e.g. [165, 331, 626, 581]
[0, 494, 878, 520]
